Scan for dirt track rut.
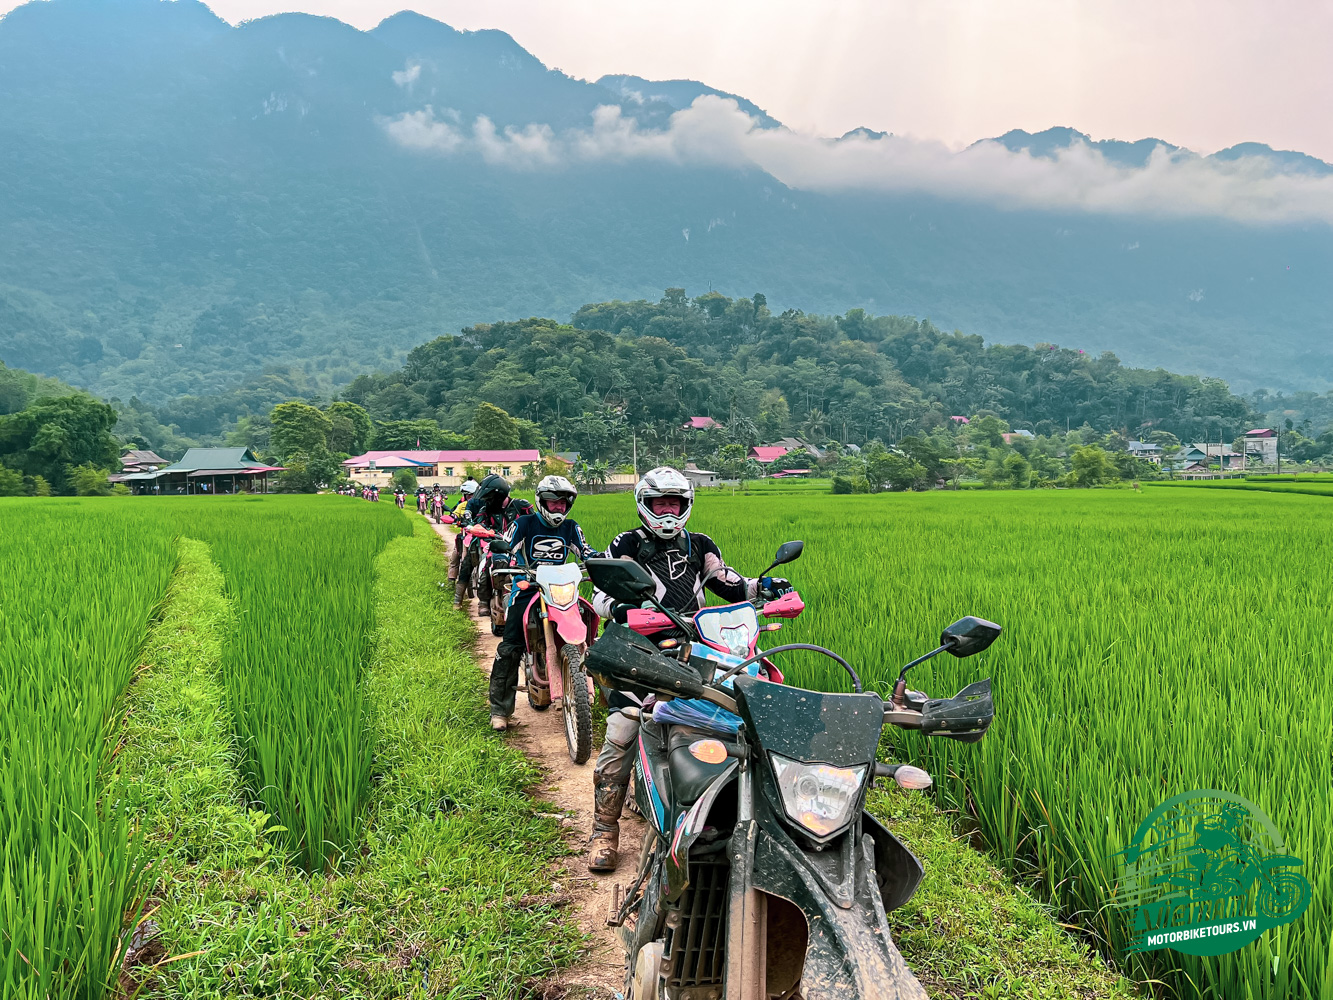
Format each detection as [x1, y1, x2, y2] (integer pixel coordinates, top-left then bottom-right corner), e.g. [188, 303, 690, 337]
[432, 519, 642, 997]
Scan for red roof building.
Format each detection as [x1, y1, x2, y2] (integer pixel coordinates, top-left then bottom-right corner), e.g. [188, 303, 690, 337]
[684, 416, 720, 430]
[343, 449, 541, 485]
[749, 446, 789, 464]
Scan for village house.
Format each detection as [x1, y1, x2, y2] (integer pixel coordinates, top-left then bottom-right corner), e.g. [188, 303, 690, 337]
[342, 449, 541, 489]
[1126, 441, 1164, 464]
[1177, 443, 1244, 470]
[120, 447, 286, 494]
[1243, 428, 1278, 465]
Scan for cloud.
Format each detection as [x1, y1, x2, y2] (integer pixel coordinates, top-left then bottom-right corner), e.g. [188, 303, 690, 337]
[380, 96, 1333, 226]
[392, 62, 422, 88]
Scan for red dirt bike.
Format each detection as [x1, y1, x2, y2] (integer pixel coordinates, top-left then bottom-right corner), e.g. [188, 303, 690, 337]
[495, 551, 600, 765]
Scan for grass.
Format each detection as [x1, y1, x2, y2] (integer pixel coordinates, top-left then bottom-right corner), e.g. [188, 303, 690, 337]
[120, 517, 581, 998]
[0, 501, 175, 1000]
[873, 787, 1137, 999]
[569, 488, 1333, 999]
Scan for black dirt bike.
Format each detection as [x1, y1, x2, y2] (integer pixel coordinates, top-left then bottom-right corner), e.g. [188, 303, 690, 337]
[584, 546, 999, 1000]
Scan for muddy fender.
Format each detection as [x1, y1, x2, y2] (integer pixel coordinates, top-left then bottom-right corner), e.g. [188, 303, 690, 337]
[863, 811, 924, 913]
[750, 823, 927, 1000]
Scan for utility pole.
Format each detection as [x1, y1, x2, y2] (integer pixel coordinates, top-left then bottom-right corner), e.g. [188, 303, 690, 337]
[632, 432, 638, 482]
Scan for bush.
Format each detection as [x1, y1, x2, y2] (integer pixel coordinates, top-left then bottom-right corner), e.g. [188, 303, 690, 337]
[391, 468, 418, 492]
[70, 463, 113, 496]
[831, 474, 855, 494]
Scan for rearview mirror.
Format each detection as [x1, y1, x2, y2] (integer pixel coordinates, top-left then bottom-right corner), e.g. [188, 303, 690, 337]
[759, 539, 804, 579]
[586, 557, 655, 605]
[941, 617, 1002, 657]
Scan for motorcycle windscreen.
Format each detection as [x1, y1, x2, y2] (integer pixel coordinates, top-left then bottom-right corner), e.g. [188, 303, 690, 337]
[694, 603, 758, 656]
[734, 674, 883, 767]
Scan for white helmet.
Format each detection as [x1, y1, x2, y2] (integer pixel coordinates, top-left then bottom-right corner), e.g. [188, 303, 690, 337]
[635, 467, 693, 539]
[460, 478, 479, 499]
[535, 475, 577, 527]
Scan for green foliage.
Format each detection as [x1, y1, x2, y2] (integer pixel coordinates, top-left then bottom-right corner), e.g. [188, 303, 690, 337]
[390, 467, 418, 491]
[866, 445, 927, 492]
[69, 463, 113, 496]
[274, 447, 343, 493]
[469, 401, 521, 449]
[325, 401, 372, 455]
[270, 401, 332, 461]
[1071, 445, 1115, 486]
[0, 463, 23, 496]
[0, 394, 119, 494]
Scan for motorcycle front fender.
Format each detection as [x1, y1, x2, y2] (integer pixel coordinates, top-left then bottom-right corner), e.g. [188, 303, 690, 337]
[546, 603, 587, 646]
[743, 819, 927, 1000]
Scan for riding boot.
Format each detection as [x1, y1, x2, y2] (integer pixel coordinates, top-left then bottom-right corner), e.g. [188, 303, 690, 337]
[588, 779, 629, 872]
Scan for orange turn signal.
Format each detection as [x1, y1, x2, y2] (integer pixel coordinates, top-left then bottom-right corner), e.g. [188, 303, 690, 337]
[688, 739, 728, 765]
[517, 580, 530, 590]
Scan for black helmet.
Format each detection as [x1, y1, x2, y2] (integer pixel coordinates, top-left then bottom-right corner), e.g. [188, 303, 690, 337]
[473, 473, 511, 511]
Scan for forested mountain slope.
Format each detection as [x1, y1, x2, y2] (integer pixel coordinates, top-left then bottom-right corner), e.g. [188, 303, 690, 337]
[1, 0, 1331, 404]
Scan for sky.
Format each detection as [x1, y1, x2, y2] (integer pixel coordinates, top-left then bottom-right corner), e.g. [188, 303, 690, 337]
[31, 0, 1330, 159]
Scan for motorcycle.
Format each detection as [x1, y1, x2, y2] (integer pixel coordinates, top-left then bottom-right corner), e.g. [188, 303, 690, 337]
[492, 541, 600, 764]
[583, 544, 999, 1000]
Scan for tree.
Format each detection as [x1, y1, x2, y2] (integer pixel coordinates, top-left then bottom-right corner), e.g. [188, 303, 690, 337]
[391, 468, 418, 491]
[373, 419, 448, 451]
[0, 394, 120, 494]
[1072, 446, 1115, 486]
[716, 443, 748, 481]
[270, 402, 332, 461]
[867, 450, 927, 492]
[275, 447, 342, 493]
[469, 402, 521, 450]
[970, 414, 1009, 448]
[326, 401, 372, 455]
[0, 463, 24, 497]
[70, 463, 113, 496]
[1003, 452, 1032, 489]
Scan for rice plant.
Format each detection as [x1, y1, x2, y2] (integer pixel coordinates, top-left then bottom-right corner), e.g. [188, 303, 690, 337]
[0, 500, 174, 1000]
[574, 488, 1333, 999]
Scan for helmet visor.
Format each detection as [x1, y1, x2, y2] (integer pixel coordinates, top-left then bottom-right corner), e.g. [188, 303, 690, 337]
[647, 496, 686, 516]
[545, 497, 570, 514]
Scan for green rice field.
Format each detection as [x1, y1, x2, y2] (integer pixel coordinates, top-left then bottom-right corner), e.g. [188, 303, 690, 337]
[3, 488, 1329, 999]
[573, 488, 1333, 1000]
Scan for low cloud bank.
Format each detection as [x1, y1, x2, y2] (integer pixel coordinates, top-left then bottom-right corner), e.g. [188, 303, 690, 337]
[382, 96, 1333, 225]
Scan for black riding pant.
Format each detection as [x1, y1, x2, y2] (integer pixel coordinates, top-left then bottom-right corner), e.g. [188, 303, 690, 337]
[490, 587, 539, 718]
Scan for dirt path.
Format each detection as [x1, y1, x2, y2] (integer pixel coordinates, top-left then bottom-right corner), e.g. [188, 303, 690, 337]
[431, 519, 641, 998]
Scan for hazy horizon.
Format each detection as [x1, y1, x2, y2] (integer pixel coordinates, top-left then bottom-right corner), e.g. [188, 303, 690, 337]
[2, 0, 1330, 159]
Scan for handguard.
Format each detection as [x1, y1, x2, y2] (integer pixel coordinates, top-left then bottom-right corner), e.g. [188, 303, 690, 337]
[919, 679, 993, 742]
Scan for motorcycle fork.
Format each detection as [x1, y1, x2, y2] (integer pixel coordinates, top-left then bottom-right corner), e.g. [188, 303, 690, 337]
[725, 762, 767, 1000]
[541, 602, 565, 700]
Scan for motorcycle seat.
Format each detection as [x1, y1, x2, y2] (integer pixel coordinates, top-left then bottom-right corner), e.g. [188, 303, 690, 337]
[666, 726, 738, 808]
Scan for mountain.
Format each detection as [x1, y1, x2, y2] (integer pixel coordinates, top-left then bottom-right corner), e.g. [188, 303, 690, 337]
[1, 0, 1331, 406]
[596, 74, 783, 128]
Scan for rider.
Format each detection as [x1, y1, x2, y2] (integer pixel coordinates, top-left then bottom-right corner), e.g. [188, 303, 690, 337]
[447, 478, 479, 584]
[455, 474, 533, 613]
[585, 466, 788, 872]
[487, 475, 597, 729]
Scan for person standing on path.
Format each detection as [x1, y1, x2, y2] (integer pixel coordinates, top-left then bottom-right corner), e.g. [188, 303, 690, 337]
[583, 467, 778, 872]
[487, 476, 597, 730]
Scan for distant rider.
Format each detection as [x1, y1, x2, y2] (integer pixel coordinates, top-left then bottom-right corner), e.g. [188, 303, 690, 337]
[584, 466, 787, 872]
[487, 476, 597, 729]
[455, 475, 533, 614]
[447, 478, 479, 584]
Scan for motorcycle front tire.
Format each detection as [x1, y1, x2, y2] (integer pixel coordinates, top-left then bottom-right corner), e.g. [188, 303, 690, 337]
[561, 644, 593, 765]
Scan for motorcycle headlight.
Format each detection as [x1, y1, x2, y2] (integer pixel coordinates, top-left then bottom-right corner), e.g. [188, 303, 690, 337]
[547, 582, 578, 608]
[769, 753, 866, 838]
